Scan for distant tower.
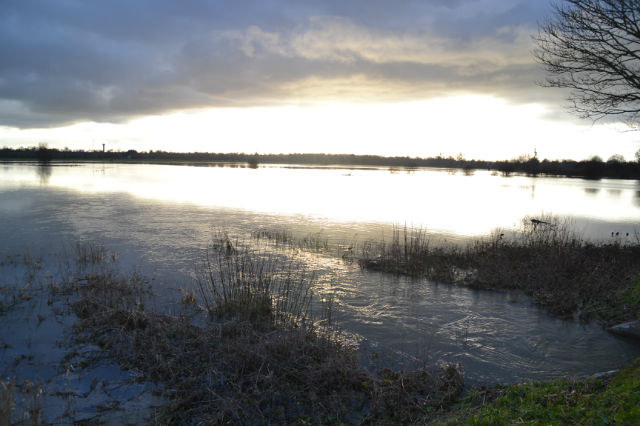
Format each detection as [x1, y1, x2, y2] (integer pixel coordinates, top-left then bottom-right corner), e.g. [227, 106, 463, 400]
[102, 143, 105, 153]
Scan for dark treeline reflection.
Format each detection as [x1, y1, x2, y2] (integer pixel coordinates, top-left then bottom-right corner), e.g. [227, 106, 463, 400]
[2, 147, 640, 180]
[36, 163, 52, 184]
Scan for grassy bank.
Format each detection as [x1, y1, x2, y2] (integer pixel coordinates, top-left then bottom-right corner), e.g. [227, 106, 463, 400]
[428, 358, 640, 426]
[360, 217, 640, 326]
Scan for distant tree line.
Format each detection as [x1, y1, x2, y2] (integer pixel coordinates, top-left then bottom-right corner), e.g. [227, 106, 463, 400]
[2, 146, 640, 180]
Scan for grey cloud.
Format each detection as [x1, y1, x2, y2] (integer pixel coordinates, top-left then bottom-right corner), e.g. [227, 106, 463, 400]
[0, 0, 556, 128]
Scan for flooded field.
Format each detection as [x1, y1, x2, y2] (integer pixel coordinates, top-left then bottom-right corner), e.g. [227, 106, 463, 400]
[1, 162, 639, 389]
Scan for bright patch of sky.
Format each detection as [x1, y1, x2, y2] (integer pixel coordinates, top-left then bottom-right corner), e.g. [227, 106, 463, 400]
[0, 0, 637, 160]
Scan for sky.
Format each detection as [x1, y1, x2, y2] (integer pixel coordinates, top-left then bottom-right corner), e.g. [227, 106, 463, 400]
[0, 0, 638, 161]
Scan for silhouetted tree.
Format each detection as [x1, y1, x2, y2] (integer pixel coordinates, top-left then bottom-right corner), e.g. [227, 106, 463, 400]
[582, 155, 606, 178]
[36, 143, 52, 163]
[607, 153, 626, 163]
[534, 0, 640, 125]
[247, 157, 259, 168]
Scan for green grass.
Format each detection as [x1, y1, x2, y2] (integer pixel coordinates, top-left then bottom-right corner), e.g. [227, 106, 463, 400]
[429, 358, 640, 426]
[624, 278, 640, 315]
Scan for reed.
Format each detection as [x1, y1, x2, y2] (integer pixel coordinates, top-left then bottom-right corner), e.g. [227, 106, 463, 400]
[196, 231, 314, 328]
[0, 377, 43, 426]
[252, 228, 329, 252]
[360, 225, 461, 282]
[252, 227, 295, 246]
[75, 242, 110, 265]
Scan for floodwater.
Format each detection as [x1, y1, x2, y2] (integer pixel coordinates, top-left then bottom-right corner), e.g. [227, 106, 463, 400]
[1, 162, 639, 385]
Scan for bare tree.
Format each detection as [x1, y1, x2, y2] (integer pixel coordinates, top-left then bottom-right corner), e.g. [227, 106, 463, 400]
[607, 153, 626, 162]
[534, 0, 640, 125]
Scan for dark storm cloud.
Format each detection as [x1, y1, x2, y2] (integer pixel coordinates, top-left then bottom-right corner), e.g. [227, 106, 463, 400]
[0, 0, 555, 128]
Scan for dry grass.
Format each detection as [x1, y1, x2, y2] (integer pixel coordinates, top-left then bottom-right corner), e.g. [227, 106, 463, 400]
[74, 304, 464, 425]
[359, 216, 640, 325]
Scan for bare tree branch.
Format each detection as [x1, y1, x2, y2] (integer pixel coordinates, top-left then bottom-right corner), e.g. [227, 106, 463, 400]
[534, 0, 640, 125]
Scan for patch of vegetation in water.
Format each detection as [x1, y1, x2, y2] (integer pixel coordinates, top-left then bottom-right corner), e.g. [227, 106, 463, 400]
[359, 216, 640, 326]
[252, 227, 330, 252]
[5, 239, 464, 425]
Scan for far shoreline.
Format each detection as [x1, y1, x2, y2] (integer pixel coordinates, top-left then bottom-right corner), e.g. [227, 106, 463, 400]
[2, 147, 640, 180]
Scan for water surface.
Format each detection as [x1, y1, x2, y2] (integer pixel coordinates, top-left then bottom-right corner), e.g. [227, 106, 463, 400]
[2, 162, 639, 385]
[4, 162, 639, 241]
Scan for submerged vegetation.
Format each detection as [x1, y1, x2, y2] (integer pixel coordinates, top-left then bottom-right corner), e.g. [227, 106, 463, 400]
[359, 217, 640, 325]
[68, 239, 468, 425]
[2, 241, 466, 425]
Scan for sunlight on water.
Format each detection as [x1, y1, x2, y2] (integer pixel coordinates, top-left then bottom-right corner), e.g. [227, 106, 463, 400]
[1, 162, 639, 385]
[2, 162, 638, 240]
